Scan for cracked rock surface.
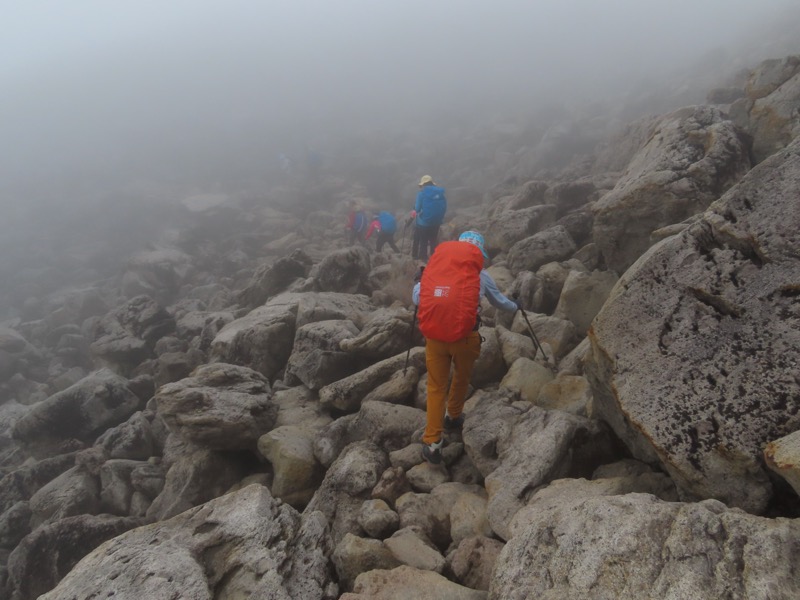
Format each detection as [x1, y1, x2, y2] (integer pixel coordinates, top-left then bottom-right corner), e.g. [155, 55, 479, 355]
[586, 139, 800, 513]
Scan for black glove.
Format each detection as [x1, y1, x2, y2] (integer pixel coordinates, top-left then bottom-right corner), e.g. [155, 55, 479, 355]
[511, 293, 522, 312]
[414, 266, 425, 283]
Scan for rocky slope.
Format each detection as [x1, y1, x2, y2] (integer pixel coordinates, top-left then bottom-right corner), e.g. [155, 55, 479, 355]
[0, 55, 799, 599]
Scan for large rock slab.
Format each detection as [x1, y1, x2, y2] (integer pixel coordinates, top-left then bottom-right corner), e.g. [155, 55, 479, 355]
[28, 465, 100, 527]
[484, 204, 558, 253]
[305, 441, 388, 546]
[311, 246, 372, 294]
[6, 514, 142, 600]
[155, 363, 276, 450]
[120, 248, 193, 304]
[592, 105, 751, 274]
[585, 140, 800, 513]
[0, 454, 77, 516]
[238, 249, 313, 309]
[507, 225, 577, 275]
[463, 390, 617, 540]
[39, 485, 337, 600]
[210, 293, 300, 380]
[339, 308, 414, 361]
[733, 55, 800, 163]
[764, 429, 800, 499]
[553, 269, 618, 333]
[285, 320, 361, 389]
[89, 295, 175, 374]
[12, 369, 141, 457]
[342, 565, 487, 600]
[258, 424, 323, 508]
[319, 348, 426, 413]
[145, 438, 245, 521]
[492, 494, 800, 600]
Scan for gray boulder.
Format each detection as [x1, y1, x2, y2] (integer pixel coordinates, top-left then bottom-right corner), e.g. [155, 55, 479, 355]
[0, 328, 35, 382]
[484, 205, 558, 253]
[493, 494, 800, 600]
[238, 249, 313, 309]
[39, 485, 337, 600]
[0, 401, 29, 471]
[507, 225, 577, 275]
[29, 466, 100, 527]
[319, 348, 426, 412]
[732, 55, 800, 163]
[305, 441, 388, 546]
[155, 363, 276, 450]
[258, 425, 324, 508]
[94, 410, 164, 460]
[12, 369, 141, 458]
[463, 390, 617, 540]
[592, 105, 751, 274]
[312, 246, 372, 294]
[585, 139, 800, 513]
[285, 320, 361, 389]
[0, 453, 77, 516]
[296, 292, 374, 328]
[120, 248, 193, 304]
[89, 295, 175, 374]
[332, 533, 401, 592]
[145, 437, 246, 521]
[6, 514, 142, 600]
[765, 430, 800, 498]
[342, 565, 486, 600]
[0, 501, 31, 550]
[553, 269, 618, 333]
[449, 536, 504, 592]
[339, 308, 414, 361]
[210, 293, 299, 380]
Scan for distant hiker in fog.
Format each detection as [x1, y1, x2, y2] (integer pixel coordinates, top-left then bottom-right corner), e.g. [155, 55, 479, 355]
[278, 152, 292, 177]
[411, 175, 447, 262]
[346, 204, 368, 245]
[365, 210, 400, 252]
[305, 147, 323, 182]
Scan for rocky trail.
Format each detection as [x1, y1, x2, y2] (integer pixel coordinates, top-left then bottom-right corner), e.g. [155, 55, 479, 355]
[1, 55, 799, 599]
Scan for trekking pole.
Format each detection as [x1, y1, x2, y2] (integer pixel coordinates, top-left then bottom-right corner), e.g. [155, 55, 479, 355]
[512, 296, 548, 362]
[404, 304, 418, 373]
[400, 221, 409, 253]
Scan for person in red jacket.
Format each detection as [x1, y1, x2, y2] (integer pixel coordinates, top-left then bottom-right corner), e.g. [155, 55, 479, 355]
[346, 204, 368, 245]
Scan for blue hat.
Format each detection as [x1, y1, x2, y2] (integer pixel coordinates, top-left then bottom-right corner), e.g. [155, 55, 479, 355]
[459, 231, 488, 259]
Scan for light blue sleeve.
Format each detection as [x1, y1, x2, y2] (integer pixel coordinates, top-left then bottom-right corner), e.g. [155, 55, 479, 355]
[480, 271, 518, 312]
[412, 282, 420, 305]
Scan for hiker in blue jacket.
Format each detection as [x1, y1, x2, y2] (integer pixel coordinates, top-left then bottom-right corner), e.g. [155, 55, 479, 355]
[412, 175, 447, 261]
[366, 211, 400, 252]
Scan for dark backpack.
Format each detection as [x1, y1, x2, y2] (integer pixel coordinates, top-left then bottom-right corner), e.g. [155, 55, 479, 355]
[418, 241, 483, 343]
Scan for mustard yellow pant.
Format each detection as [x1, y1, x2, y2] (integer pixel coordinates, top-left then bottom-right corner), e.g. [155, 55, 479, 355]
[422, 331, 482, 444]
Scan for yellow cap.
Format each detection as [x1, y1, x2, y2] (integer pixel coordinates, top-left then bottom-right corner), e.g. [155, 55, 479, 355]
[418, 175, 435, 186]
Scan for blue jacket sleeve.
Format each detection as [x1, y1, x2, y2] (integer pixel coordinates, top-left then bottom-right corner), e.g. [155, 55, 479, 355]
[415, 191, 423, 217]
[480, 271, 517, 312]
[412, 282, 420, 305]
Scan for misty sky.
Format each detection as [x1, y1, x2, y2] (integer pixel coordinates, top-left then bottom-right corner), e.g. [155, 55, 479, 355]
[1, 0, 797, 197]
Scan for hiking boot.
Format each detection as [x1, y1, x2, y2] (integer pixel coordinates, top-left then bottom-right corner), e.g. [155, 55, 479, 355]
[421, 439, 443, 464]
[444, 414, 464, 432]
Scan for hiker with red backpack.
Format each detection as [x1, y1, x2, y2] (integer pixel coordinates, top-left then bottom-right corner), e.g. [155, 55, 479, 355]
[412, 231, 519, 464]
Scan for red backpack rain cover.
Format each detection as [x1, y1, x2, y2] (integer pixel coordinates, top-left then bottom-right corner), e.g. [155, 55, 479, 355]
[418, 241, 484, 343]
